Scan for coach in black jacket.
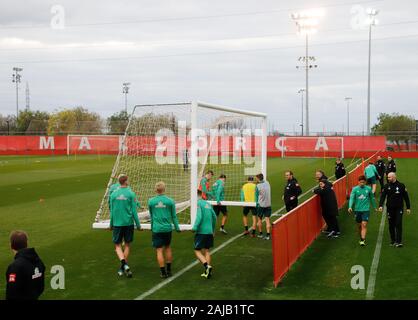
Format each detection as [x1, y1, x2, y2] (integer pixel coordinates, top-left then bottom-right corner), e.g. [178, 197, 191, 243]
[379, 173, 411, 248]
[335, 158, 346, 180]
[5, 231, 45, 300]
[314, 179, 340, 238]
[283, 171, 302, 212]
[386, 156, 396, 180]
[375, 155, 386, 190]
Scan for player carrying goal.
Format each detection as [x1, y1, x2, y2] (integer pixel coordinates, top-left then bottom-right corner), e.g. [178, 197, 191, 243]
[199, 170, 214, 200]
[109, 175, 141, 278]
[192, 189, 217, 279]
[241, 176, 258, 237]
[212, 174, 228, 234]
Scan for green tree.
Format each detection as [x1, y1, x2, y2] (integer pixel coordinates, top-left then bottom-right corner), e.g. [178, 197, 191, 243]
[372, 113, 416, 150]
[107, 110, 129, 134]
[129, 113, 179, 135]
[17, 110, 50, 134]
[0, 114, 16, 135]
[48, 107, 103, 135]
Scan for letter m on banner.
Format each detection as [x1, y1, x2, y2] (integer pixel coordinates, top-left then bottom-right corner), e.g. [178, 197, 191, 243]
[39, 136, 55, 150]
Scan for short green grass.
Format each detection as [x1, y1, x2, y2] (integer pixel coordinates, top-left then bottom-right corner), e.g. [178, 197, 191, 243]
[0, 155, 416, 300]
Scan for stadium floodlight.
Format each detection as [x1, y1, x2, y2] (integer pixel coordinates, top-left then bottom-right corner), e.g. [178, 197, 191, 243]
[122, 82, 130, 114]
[345, 97, 352, 136]
[93, 101, 267, 231]
[366, 8, 379, 134]
[291, 9, 324, 135]
[298, 89, 305, 136]
[12, 67, 23, 118]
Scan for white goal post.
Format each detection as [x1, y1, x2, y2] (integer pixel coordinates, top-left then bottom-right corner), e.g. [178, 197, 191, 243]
[93, 101, 267, 230]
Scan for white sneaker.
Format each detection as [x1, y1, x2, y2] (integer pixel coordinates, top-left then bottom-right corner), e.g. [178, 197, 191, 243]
[219, 227, 227, 234]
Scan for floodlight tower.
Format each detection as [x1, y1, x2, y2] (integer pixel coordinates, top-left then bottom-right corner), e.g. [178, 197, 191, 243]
[25, 82, 30, 111]
[345, 97, 352, 135]
[123, 82, 130, 114]
[366, 8, 379, 135]
[291, 9, 324, 136]
[298, 89, 305, 135]
[12, 67, 23, 118]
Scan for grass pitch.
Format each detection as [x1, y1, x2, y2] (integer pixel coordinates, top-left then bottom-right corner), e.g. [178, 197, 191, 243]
[0, 155, 416, 300]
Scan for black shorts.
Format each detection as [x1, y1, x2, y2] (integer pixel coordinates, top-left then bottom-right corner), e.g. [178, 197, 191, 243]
[112, 225, 134, 244]
[257, 207, 272, 218]
[243, 206, 257, 216]
[367, 177, 376, 185]
[152, 232, 172, 248]
[194, 234, 214, 250]
[214, 205, 227, 216]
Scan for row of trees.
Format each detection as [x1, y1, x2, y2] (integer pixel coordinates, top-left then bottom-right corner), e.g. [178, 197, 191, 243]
[372, 113, 417, 150]
[0, 108, 129, 135]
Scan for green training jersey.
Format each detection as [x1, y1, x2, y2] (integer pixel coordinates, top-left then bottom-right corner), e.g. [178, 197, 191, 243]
[349, 185, 377, 212]
[212, 179, 225, 203]
[110, 187, 141, 228]
[108, 182, 120, 207]
[148, 194, 180, 233]
[192, 198, 217, 234]
[364, 164, 379, 179]
[199, 177, 214, 200]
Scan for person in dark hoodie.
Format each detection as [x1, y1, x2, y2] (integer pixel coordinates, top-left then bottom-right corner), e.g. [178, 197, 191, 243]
[315, 170, 327, 181]
[315, 170, 332, 187]
[5, 230, 45, 300]
[283, 171, 302, 212]
[386, 156, 397, 182]
[335, 158, 346, 180]
[375, 155, 386, 190]
[314, 179, 340, 238]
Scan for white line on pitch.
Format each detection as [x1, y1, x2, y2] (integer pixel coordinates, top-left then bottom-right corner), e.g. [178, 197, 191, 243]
[135, 232, 244, 300]
[366, 208, 386, 300]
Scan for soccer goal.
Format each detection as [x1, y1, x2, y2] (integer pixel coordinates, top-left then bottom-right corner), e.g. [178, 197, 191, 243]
[275, 136, 344, 158]
[93, 102, 267, 230]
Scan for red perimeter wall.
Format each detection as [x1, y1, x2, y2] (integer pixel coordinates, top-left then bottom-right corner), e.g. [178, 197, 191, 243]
[0, 135, 400, 157]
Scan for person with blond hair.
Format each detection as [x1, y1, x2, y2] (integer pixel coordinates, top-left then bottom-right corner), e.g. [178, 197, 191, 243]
[109, 174, 141, 278]
[148, 181, 181, 278]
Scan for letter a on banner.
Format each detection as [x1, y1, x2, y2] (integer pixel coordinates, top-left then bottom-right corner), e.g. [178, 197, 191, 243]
[78, 137, 91, 150]
[315, 137, 329, 151]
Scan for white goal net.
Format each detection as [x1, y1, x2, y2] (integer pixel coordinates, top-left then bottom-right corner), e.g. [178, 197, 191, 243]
[93, 102, 267, 230]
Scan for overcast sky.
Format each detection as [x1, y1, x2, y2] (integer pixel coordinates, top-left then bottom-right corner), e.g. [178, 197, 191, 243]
[0, 0, 417, 134]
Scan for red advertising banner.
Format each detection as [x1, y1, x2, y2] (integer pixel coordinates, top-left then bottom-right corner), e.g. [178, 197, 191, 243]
[0, 136, 67, 155]
[0, 135, 388, 157]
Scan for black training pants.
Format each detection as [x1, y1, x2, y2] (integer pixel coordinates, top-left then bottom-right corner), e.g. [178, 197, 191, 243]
[378, 175, 385, 190]
[285, 200, 298, 212]
[323, 213, 339, 233]
[387, 208, 404, 244]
